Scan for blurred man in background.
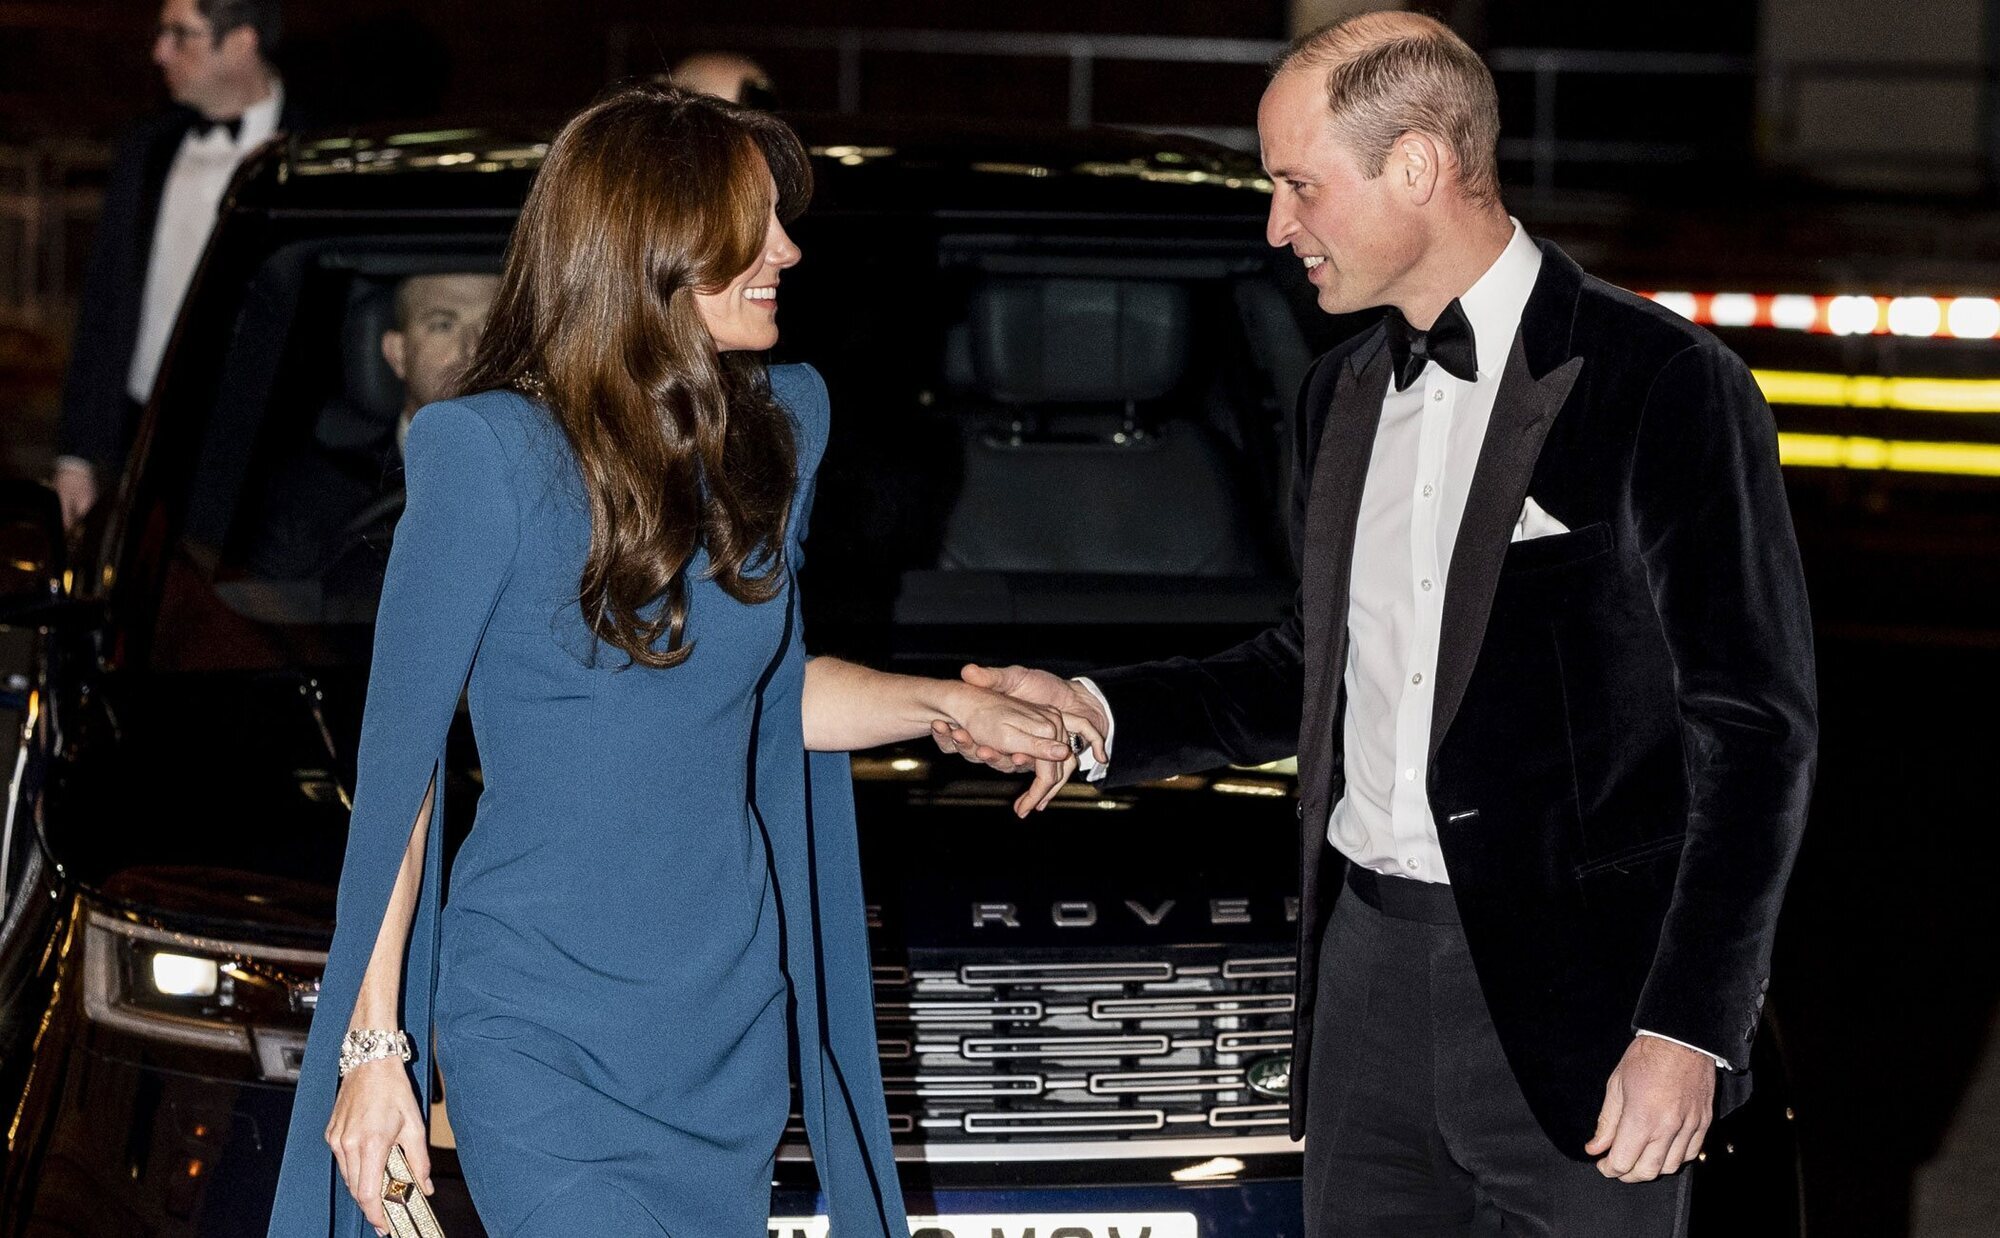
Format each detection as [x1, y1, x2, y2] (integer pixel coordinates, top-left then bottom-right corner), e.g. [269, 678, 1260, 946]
[54, 0, 299, 529]
[667, 51, 776, 107]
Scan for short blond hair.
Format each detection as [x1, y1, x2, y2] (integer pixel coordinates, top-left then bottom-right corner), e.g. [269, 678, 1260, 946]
[1277, 12, 1502, 206]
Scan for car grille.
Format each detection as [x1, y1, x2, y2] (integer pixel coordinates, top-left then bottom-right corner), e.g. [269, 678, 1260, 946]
[785, 947, 1301, 1162]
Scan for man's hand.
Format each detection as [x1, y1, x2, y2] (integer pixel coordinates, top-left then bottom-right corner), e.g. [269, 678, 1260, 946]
[1584, 1035, 1716, 1182]
[52, 459, 97, 530]
[931, 664, 1110, 814]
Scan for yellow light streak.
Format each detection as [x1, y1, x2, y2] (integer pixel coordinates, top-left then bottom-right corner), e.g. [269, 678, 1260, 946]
[1210, 779, 1290, 797]
[1753, 369, 2000, 414]
[1745, 369, 2000, 476]
[1777, 432, 2000, 477]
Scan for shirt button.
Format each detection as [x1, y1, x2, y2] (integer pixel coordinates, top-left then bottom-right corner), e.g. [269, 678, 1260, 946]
[1420, 579, 1433, 591]
[1422, 484, 1434, 497]
[1431, 389, 1445, 402]
[1403, 768, 1416, 781]
[1405, 857, 1421, 871]
[1411, 672, 1424, 685]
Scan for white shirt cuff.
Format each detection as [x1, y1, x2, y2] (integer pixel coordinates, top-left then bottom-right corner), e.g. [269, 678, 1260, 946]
[1071, 676, 1114, 783]
[1635, 1029, 1729, 1069]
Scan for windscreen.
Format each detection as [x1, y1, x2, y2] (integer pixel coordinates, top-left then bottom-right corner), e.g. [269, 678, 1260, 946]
[142, 220, 1329, 673]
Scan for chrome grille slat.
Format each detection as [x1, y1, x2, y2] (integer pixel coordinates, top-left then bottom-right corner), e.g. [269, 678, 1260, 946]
[883, 1074, 1047, 1098]
[960, 961, 1176, 986]
[1222, 956, 1297, 980]
[1215, 1029, 1293, 1054]
[1209, 1103, 1290, 1127]
[963, 1109, 1168, 1134]
[958, 1033, 1172, 1059]
[1088, 1069, 1246, 1095]
[878, 999, 1046, 1023]
[1089, 993, 1295, 1019]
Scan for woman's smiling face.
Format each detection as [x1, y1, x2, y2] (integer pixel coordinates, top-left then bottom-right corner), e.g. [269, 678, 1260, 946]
[693, 174, 802, 353]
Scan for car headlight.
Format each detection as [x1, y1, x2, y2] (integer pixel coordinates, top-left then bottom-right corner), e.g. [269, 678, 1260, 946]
[82, 908, 326, 1082]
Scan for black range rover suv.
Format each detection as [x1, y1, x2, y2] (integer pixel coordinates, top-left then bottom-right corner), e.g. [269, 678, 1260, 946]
[0, 117, 1801, 1237]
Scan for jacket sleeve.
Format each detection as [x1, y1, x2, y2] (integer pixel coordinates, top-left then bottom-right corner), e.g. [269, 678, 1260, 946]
[1084, 354, 1332, 785]
[1626, 343, 1817, 1068]
[57, 122, 158, 467]
[265, 399, 520, 1237]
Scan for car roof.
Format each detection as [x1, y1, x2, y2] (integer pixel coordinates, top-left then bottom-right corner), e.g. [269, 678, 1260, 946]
[234, 112, 1276, 221]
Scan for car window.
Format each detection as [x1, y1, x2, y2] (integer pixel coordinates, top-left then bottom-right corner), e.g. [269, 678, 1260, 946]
[142, 225, 1324, 672]
[779, 227, 1323, 631]
[144, 241, 502, 672]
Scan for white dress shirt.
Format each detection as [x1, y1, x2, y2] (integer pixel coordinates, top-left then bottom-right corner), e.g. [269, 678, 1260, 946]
[125, 83, 283, 404]
[1328, 218, 1540, 884]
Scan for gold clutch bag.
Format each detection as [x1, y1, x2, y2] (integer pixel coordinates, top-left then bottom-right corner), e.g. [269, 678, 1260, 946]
[382, 1143, 446, 1238]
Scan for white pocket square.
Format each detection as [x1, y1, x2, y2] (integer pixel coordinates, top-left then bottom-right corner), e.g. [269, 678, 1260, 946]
[1512, 495, 1570, 543]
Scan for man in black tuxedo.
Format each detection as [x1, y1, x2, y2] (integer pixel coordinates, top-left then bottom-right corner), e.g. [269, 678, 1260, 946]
[937, 12, 1816, 1236]
[54, 0, 296, 528]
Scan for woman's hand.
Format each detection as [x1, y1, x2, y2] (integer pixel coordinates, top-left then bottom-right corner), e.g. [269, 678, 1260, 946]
[939, 672, 1109, 817]
[326, 1057, 433, 1236]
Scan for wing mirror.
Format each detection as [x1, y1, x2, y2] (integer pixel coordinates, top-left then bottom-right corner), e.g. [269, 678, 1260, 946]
[0, 480, 66, 623]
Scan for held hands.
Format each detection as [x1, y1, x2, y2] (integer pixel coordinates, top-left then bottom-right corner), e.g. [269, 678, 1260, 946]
[931, 664, 1110, 817]
[326, 1057, 433, 1236]
[1585, 1035, 1717, 1183]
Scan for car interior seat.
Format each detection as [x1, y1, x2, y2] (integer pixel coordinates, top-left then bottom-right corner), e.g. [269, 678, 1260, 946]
[937, 276, 1267, 576]
[314, 278, 407, 454]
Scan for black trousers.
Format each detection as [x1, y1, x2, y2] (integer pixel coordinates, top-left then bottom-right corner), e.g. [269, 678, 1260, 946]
[1302, 875, 1691, 1237]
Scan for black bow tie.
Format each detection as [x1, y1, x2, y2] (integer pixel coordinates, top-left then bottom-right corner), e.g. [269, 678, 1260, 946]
[191, 115, 244, 143]
[1384, 300, 1479, 391]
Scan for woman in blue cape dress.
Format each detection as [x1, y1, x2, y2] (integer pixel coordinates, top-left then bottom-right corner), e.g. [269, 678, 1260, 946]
[264, 85, 1097, 1238]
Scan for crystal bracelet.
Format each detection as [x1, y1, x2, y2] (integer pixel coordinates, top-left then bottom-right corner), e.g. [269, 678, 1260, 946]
[338, 1028, 413, 1078]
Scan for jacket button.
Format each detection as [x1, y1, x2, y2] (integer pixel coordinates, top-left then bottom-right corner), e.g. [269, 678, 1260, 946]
[1294, 802, 1304, 820]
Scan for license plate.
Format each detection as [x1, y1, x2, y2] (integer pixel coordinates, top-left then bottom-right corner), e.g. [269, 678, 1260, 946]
[769, 1214, 1198, 1238]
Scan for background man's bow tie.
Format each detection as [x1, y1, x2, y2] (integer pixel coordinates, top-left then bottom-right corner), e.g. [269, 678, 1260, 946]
[1384, 300, 1478, 391]
[191, 114, 244, 142]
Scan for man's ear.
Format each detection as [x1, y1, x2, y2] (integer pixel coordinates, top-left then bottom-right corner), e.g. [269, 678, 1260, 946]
[1397, 132, 1443, 207]
[381, 331, 408, 382]
[219, 24, 262, 67]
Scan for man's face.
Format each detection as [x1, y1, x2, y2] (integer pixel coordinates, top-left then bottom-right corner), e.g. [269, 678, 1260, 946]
[381, 275, 501, 414]
[152, 0, 253, 114]
[1259, 67, 1421, 316]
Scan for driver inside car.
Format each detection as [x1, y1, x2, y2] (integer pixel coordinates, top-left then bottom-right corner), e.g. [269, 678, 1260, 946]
[381, 273, 500, 455]
[247, 272, 498, 582]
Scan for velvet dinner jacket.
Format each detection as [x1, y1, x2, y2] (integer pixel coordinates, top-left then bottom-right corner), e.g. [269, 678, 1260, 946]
[58, 99, 306, 471]
[1090, 240, 1818, 1156]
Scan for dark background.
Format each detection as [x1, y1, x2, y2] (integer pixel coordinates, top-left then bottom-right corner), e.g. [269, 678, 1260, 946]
[2, 4, 1996, 1237]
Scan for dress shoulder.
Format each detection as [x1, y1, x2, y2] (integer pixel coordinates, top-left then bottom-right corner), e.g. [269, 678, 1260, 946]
[409, 388, 548, 458]
[769, 362, 830, 473]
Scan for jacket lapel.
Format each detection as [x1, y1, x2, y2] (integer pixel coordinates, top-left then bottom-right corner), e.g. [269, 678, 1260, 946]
[1427, 247, 1586, 761]
[1298, 334, 1391, 819]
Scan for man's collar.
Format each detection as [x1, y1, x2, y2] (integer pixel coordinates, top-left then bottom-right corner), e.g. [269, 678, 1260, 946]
[238, 79, 283, 145]
[1455, 217, 1544, 380]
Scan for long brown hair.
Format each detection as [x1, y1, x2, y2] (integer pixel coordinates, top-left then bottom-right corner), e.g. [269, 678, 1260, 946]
[459, 82, 813, 668]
